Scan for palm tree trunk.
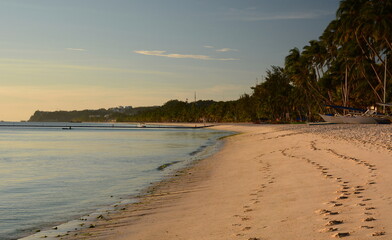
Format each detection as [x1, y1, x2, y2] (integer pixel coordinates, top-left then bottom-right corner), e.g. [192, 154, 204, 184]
[385, 37, 392, 51]
[360, 65, 383, 102]
[361, 34, 392, 77]
[355, 32, 384, 86]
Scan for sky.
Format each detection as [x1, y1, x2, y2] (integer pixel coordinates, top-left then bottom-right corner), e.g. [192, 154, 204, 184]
[0, 0, 340, 121]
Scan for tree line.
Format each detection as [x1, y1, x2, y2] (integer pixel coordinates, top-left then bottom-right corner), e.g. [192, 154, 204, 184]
[252, 0, 391, 122]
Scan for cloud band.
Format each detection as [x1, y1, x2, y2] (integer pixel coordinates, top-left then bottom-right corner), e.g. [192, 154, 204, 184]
[134, 50, 238, 61]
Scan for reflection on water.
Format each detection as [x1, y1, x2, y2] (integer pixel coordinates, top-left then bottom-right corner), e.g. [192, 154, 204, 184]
[0, 125, 230, 240]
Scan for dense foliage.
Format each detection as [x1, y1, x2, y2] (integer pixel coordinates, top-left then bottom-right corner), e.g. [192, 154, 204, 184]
[123, 98, 256, 123]
[29, 0, 391, 123]
[285, 0, 391, 116]
[253, 0, 392, 121]
[28, 99, 256, 123]
[29, 106, 158, 122]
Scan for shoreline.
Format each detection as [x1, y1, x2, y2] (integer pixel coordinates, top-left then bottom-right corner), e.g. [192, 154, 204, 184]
[56, 125, 243, 240]
[49, 124, 392, 239]
[18, 126, 233, 240]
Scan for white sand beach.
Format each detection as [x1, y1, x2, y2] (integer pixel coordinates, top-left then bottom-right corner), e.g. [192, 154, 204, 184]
[63, 124, 392, 240]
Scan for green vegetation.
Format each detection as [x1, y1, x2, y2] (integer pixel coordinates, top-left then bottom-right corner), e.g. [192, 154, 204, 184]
[282, 0, 392, 119]
[29, 0, 391, 123]
[28, 99, 256, 123]
[29, 106, 158, 122]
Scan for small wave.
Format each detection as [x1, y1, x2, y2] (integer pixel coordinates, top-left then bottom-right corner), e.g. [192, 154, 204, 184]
[189, 145, 208, 156]
[157, 161, 181, 171]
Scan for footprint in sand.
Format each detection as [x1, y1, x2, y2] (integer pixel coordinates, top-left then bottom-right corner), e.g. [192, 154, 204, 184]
[360, 225, 374, 229]
[320, 227, 338, 232]
[316, 209, 330, 214]
[337, 190, 348, 193]
[316, 209, 339, 216]
[327, 212, 339, 215]
[326, 220, 344, 226]
[372, 231, 386, 236]
[337, 195, 349, 200]
[333, 232, 350, 238]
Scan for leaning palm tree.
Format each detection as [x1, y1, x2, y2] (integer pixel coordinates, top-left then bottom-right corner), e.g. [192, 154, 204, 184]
[334, 0, 391, 103]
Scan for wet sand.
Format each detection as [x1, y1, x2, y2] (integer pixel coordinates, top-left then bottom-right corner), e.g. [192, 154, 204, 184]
[62, 124, 392, 240]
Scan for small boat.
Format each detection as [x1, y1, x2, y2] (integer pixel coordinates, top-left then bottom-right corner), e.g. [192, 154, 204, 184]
[319, 63, 391, 124]
[137, 123, 146, 128]
[319, 106, 391, 124]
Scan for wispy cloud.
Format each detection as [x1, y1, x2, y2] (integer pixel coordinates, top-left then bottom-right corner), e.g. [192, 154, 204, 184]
[216, 48, 238, 52]
[225, 8, 334, 21]
[66, 48, 86, 51]
[204, 45, 214, 49]
[134, 50, 238, 61]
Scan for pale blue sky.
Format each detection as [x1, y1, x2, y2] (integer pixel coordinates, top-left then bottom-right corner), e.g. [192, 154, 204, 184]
[0, 0, 340, 120]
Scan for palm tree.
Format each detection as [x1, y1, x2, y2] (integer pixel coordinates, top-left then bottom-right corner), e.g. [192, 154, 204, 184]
[334, 0, 391, 103]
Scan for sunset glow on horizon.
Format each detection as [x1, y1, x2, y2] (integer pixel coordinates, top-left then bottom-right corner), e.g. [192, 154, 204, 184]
[0, 0, 339, 121]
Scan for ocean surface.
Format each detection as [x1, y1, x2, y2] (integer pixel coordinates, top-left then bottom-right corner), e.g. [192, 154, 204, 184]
[0, 122, 231, 240]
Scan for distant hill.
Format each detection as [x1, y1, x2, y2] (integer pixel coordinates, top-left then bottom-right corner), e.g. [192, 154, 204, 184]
[28, 98, 257, 123]
[28, 106, 158, 122]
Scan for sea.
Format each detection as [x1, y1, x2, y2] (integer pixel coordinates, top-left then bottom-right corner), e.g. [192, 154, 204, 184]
[0, 122, 232, 240]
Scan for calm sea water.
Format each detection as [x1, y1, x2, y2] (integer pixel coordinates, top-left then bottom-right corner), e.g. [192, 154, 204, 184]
[0, 123, 231, 240]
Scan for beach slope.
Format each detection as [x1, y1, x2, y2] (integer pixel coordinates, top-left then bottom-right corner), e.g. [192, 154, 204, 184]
[65, 124, 392, 240]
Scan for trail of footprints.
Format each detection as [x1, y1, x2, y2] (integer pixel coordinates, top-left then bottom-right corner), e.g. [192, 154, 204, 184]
[257, 132, 303, 141]
[280, 141, 384, 238]
[231, 153, 274, 240]
[231, 139, 385, 239]
[302, 140, 384, 238]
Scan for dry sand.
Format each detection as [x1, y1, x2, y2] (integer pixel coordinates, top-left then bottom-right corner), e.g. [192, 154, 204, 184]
[63, 124, 392, 240]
